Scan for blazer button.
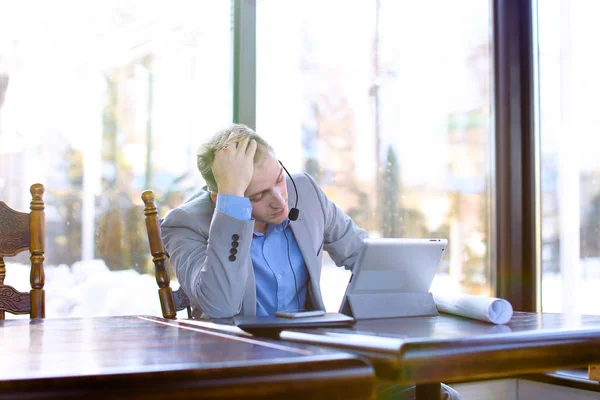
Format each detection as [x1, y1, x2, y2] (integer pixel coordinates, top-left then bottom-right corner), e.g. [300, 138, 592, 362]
[229, 255, 236, 262]
[231, 241, 239, 248]
[232, 234, 239, 241]
[230, 248, 237, 255]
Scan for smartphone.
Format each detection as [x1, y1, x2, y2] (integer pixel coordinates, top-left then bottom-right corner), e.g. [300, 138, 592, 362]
[275, 310, 326, 319]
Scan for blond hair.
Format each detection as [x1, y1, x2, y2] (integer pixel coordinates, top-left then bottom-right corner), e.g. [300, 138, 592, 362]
[196, 124, 274, 192]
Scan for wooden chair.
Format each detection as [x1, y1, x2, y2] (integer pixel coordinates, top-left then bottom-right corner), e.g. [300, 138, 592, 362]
[0, 183, 45, 319]
[590, 365, 600, 382]
[142, 190, 191, 319]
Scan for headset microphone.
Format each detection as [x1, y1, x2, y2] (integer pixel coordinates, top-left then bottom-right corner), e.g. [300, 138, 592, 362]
[278, 161, 300, 221]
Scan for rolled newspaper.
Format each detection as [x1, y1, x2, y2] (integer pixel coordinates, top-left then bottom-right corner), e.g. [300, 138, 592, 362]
[432, 292, 513, 325]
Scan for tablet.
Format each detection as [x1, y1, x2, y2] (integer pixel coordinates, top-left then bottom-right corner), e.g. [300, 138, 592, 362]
[339, 238, 447, 314]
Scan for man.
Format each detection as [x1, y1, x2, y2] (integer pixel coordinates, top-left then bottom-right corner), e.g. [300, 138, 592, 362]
[161, 123, 366, 319]
[161, 124, 460, 399]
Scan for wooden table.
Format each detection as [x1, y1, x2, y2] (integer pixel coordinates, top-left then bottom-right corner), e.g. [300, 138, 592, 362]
[0, 316, 375, 399]
[278, 312, 600, 399]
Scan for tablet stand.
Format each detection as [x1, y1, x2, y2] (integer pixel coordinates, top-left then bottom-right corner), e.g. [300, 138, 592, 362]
[341, 292, 439, 320]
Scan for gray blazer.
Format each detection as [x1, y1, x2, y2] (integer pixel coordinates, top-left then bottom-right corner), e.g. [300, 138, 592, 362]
[161, 173, 367, 319]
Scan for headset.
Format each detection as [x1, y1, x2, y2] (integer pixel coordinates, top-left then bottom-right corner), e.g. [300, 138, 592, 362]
[279, 160, 302, 311]
[278, 161, 299, 221]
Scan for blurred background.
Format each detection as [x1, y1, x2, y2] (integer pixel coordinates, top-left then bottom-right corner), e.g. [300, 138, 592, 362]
[0, 0, 598, 317]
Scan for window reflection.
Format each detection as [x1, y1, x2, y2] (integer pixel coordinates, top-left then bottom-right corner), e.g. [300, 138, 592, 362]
[538, 0, 600, 315]
[0, 1, 231, 317]
[257, 0, 493, 309]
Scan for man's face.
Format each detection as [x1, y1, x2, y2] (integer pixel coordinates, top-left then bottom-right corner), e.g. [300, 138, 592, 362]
[244, 152, 288, 231]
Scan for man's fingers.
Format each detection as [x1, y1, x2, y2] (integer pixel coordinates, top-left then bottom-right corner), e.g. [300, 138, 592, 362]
[246, 139, 257, 156]
[237, 136, 250, 151]
[219, 136, 255, 159]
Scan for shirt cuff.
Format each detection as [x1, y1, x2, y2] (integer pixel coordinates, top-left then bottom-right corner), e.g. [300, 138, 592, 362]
[216, 194, 252, 220]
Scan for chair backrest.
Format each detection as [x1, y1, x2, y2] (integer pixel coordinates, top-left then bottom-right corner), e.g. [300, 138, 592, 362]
[590, 365, 599, 381]
[141, 190, 191, 319]
[0, 183, 45, 319]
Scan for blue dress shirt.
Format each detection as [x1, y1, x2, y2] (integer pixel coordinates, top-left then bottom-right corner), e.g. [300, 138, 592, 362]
[216, 194, 309, 316]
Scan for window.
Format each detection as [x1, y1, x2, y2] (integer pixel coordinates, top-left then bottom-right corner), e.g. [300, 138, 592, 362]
[257, 0, 494, 310]
[0, 1, 232, 317]
[537, 0, 600, 314]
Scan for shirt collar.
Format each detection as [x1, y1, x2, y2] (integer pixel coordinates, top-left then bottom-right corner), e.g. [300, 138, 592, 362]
[253, 218, 291, 237]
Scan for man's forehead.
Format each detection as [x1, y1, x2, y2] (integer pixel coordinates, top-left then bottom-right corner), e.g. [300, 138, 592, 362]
[246, 158, 283, 196]
[253, 152, 278, 174]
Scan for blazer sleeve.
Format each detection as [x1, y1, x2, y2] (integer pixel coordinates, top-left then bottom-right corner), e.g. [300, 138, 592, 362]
[160, 206, 254, 318]
[303, 173, 368, 271]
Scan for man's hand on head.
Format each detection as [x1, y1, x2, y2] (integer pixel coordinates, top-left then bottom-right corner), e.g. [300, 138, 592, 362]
[212, 136, 257, 197]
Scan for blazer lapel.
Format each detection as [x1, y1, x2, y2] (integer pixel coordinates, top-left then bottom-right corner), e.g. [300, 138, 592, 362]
[285, 179, 320, 286]
[287, 177, 324, 310]
[289, 216, 319, 278]
[289, 216, 322, 306]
